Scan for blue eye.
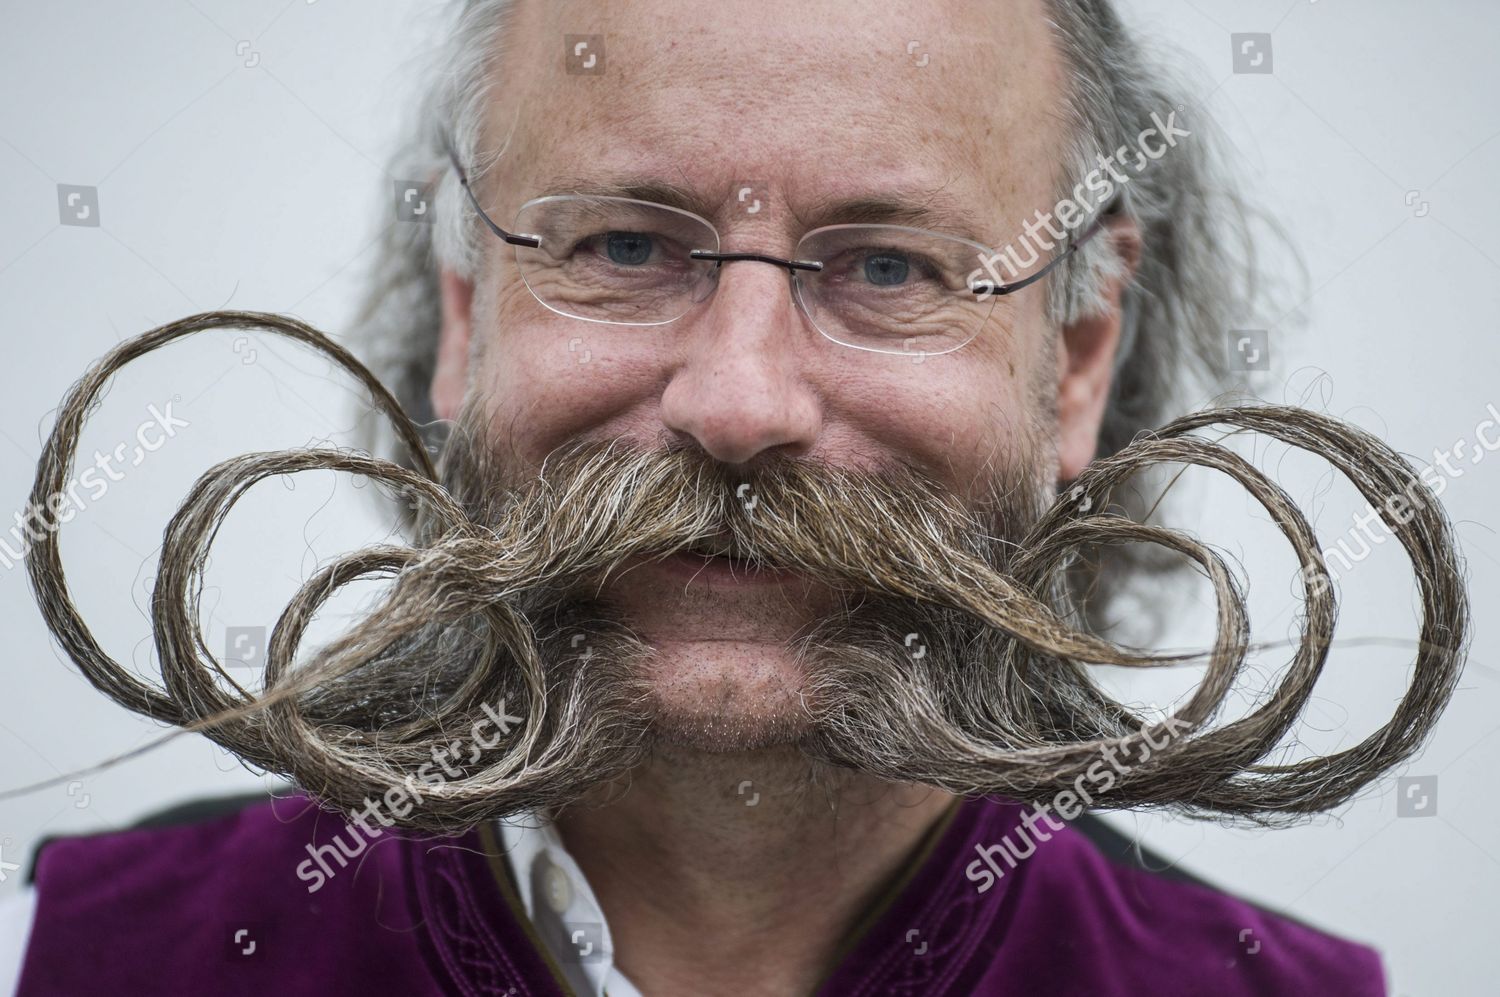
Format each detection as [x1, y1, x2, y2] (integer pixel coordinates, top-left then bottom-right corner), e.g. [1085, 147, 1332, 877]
[863, 252, 910, 286]
[605, 231, 653, 266]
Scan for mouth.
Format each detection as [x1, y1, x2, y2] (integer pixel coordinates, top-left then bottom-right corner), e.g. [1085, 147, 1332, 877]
[656, 534, 795, 585]
[683, 531, 748, 559]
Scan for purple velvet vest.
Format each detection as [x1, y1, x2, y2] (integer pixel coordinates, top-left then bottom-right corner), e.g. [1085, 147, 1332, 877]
[17, 793, 1384, 995]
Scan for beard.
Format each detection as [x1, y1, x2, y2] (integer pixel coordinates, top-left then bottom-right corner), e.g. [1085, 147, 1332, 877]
[279, 392, 1145, 827]
[26, 312, 1465, 837]
[441, 397, 1058, 758]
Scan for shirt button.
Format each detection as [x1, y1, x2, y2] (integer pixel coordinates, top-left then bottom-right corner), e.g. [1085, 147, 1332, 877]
[542, 860, 572, 913]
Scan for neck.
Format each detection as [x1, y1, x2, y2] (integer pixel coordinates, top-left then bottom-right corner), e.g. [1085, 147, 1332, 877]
[554, 744, 957, 997]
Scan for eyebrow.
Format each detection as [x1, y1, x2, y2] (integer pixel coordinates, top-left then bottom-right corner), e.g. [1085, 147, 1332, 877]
[531, 175, 990, 245]
[796, 192, 986, 243]
[533, 175, 710, 216]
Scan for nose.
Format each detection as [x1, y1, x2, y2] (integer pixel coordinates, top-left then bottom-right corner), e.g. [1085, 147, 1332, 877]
[658, 261, 822, 465]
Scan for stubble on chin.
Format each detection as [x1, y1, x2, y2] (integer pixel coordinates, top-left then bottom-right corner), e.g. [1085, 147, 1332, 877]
[636, 636, 815, 752]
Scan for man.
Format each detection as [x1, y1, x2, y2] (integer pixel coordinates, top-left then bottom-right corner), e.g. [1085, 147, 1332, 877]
[5, 1, 1465, 994]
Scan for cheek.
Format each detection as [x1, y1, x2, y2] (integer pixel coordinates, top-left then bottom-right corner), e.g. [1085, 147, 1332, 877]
[830, 314, 1051, 496]
[470, 275, 674, 462]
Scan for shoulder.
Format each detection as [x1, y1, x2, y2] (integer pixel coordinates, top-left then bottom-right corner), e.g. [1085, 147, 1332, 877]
[16, 793, 439, 996]
[29, 792, 335, 895]
[969, 799, 1386, 996]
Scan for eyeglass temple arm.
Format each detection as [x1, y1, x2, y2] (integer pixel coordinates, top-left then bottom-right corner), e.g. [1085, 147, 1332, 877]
[440, 131, 542, 249]
[969, 196, 1122, 298]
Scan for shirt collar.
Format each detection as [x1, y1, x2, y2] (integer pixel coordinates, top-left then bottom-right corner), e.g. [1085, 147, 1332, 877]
[498, 812, 640, 997]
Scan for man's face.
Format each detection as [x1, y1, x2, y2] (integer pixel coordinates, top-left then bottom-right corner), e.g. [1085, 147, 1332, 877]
[432, 0, 1125, 748]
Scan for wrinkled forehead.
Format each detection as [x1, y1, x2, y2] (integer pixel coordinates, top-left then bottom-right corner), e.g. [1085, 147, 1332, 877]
[482, 0, 1070, 235]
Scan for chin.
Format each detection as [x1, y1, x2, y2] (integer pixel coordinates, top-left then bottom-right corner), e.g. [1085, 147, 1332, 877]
[641, 637, 812, 752]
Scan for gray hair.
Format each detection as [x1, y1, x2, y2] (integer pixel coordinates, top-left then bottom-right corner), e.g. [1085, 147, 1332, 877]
[350, 0, 1279, 615]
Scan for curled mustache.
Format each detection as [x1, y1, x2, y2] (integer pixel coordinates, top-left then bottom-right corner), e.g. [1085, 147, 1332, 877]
[24, 310, 1467, 832]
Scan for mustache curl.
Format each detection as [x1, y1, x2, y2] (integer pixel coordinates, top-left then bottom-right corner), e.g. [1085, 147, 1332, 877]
[24, 310, 1467, 831]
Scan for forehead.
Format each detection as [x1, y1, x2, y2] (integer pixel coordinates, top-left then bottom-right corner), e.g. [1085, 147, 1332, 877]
[485, 0, 1069, 235]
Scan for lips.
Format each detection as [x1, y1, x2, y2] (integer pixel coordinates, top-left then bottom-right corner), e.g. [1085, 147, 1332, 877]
[676, 548, 759, 571]
[655, 536, 795, 585]
[683, 532, 744, 560]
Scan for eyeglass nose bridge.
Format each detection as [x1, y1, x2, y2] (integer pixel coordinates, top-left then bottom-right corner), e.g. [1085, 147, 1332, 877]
[689, 250, 823, 273]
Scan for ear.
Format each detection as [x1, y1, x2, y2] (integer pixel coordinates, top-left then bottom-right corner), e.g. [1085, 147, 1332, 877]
[432, 266, 476, 422]
[1055, 220, 1141, 482]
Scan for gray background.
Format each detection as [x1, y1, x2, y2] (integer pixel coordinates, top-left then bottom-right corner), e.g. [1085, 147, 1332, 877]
[1, 2, 1496, 993]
